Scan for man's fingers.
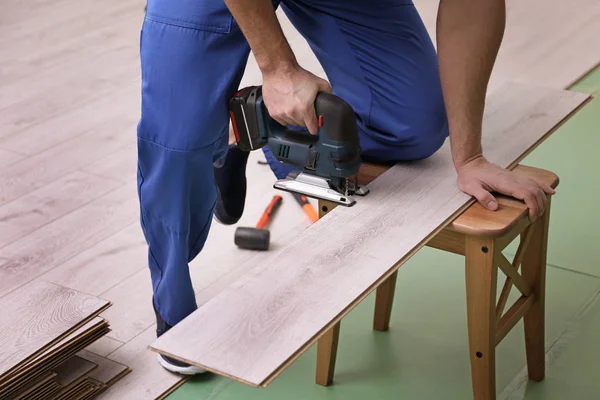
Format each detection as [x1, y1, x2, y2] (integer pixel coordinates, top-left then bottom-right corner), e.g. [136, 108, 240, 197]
[273, 115, 289, 127]
[522, 192, 539, 221]
[471, 186, 499, 211]
[317, 79, 332, 94]
[304, 106, 319, 135]
[541, 182, 556, 195]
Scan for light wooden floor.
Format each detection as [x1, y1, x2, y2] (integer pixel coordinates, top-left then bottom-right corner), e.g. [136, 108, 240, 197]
[1, 0, 599, 398]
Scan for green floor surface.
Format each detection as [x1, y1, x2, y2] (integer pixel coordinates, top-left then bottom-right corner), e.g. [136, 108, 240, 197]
[169, 67, 600, 399]
[570, 65, 600, 95]
[506, 293, 600, 400]
[504, 95, 600, 278]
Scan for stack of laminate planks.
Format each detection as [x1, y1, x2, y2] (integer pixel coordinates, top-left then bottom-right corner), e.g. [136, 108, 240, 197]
[0, 280, 130, 399]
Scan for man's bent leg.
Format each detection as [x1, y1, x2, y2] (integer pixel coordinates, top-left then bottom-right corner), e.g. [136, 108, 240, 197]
[138, 0, 251, 330]
[280, 0, 448, 163]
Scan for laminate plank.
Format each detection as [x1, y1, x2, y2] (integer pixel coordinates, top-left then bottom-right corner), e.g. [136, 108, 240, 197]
[97, 326, 185, 400]
[0, 113, 136, 207]
[99, 267, 154, 343]
[0, 83, 139, 156]
[0, 4, 140, 83]
[0, 0, 138, 55]
[84, 337, 124, 358]
[0, 148, 23, 168]
[0, 317, 108, 395]
[0, 22, 137, 111]
[81, 144, 137, 184]
[0, 184, 138, 298]
[41, 223, 147, 297]
[0, 60, 137, 142]
[0, 171, 122, 249]
[78, 350, 130, 387]
[412, 0, 600, 91]
[13, 373, 58, 400]
[0, 281, 110, 379]
[149, 83, 589, 386]
[54, 356, 97, 387]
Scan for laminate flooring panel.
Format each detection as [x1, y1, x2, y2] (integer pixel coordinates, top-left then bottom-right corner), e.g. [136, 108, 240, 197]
[150, 84, 590, 386]
[84, 337, 124, 358]
[0, 184, 138, 298]
[54, 355, 98, 388]
[0, 149, 23, 168]
[0, 82, 139, 156]
[411, 0, 600, 91]
[11, 373, 57, 400]
[78, 350, 131, 388]
[0, 0, 139, 56]
[97, 326, 185, 400]
[0, 318, 109, 398]
[81, 144, 138, 184]
[0, 281, 110, 381]
[0, 171, 122, 249]
[41, 223, 147, 297]
[0, 112, 136, 206]
[98, 267, 154, 343]
[0, 6, 141, 84]
[0, 62, 137, 143]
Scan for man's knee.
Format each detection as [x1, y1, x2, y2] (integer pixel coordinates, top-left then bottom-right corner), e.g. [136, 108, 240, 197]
[359, 101, 448, 162]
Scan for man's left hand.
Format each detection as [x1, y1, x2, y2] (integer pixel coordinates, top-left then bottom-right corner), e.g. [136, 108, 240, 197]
[456, 156, 555, 221]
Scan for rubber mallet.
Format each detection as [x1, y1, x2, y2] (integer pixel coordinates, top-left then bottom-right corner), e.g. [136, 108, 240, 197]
[234, 195, 283, 251]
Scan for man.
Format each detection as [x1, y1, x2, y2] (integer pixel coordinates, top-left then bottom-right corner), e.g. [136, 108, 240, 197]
[137, 0, 554, 374]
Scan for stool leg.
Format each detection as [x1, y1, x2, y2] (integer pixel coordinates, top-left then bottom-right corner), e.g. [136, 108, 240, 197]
[465, 236, 498, 400]
[521, 199, 551, 382]
[373, 271, 398, 331]
[316, 322, 340, 386]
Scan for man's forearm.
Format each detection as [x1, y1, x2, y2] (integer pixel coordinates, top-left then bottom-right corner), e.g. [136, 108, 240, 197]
[436, 0, 506, 168]
[224, 0, 297, 74]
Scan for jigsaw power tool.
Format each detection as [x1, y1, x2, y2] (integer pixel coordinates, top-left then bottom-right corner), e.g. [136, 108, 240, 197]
[228, 86, 369, 206]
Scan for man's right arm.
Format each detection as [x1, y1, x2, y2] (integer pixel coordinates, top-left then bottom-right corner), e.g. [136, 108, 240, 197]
[224, 0, 331, 134]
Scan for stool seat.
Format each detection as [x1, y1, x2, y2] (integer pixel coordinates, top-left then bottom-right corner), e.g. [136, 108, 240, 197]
[359, 163, 558, 237]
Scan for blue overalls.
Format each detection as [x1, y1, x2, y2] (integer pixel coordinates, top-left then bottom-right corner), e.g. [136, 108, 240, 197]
[138, 0, 448, 326]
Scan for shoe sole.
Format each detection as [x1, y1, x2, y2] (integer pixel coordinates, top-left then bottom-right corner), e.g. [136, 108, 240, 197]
[156, 354, 207, 375]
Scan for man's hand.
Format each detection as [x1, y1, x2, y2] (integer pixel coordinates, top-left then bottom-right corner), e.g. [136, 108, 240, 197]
[456, 156, 555, 221]
[223, 0, 330, 134]
[262, 66, 331, 134]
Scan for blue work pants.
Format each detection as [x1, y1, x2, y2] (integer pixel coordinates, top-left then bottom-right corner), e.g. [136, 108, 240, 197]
[138, 0, 448, 325]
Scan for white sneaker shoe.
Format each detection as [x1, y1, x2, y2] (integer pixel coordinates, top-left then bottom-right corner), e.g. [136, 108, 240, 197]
[156, 354, 207, 375]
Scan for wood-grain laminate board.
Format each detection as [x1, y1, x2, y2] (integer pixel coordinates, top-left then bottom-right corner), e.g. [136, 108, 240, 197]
[54, 355, 97, 387]
[0, 281, 110, 380]
[412, 0, 600, 91]
[0, 184, 138, 298]
[84, 337, 124, 358]
[0, 5, 140, 85]
[0, 0, 137, 50]
[0, 113, 136, 206]
[97, 326, 186, 400]
[0, 171, 122, 249]
[0, 149, 23, 167]
[41, 223, 147, 297]
[81, 144, 138, 184]
[0, 83, 139, 156]
[78, 350, 131, 388]
[0, 318, 107, 400]
[99, 267, 155, 343]
[150, 83, 590, 387]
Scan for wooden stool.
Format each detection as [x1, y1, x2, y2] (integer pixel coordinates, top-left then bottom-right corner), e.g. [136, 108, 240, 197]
[316, 163, 557, 400]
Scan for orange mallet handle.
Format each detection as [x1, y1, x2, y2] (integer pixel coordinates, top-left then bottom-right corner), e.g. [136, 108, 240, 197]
[256, 195, 283, 229]
[292, 193, 319, 224]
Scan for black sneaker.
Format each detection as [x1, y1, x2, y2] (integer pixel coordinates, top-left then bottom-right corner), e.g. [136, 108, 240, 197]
[154, 299, 206, 375]
[213, 145, 250, 225]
